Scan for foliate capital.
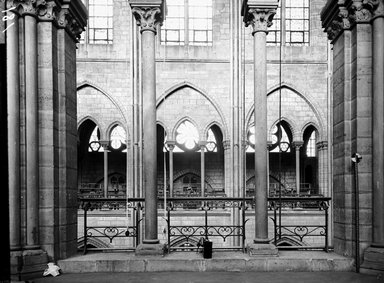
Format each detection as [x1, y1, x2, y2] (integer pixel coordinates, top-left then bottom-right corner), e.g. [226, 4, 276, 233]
[363, 0, 384, 19]
[245, 8, 276, 34]
[36, 0, 57, 22]
[8, 0, 37, 17]
[351, 0, 373, 23]
[132, 7, 163, 34]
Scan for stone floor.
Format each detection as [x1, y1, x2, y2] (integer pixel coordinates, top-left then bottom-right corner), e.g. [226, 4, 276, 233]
[33, 271, 383, 283]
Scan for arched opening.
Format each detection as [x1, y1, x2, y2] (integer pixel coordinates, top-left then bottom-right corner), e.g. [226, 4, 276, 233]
[246, 121, 296, 196]
[302, 125, 318, 194]
[78, 119, 104, 197]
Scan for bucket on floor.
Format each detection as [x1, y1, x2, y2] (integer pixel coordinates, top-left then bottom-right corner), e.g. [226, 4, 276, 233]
[203, 240, 212, 259]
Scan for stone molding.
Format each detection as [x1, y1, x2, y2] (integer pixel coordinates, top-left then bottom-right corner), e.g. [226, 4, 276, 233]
[316, 141, 328, 151]
[6, 0, 87, 42]
[131, 6, 163, 34]
[293, 141, 304, 149]
[244, 8, 276, 34]
[364, 0, 384, 19]
[222, 140, 231, 150]
[321, 0, 383, 42]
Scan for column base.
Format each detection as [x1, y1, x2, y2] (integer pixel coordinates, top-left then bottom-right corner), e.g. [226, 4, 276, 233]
[135, 242, 165, 256]
[247, 243, 278, 257]
[10, 249, 48, 281]
[361, 246, 384, 275]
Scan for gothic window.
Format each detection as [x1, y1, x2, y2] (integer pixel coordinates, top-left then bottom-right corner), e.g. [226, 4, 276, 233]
[175, 121, 199, 152]
[161, 0, 185, 45]
[206, 128, 217, 152]
[161, 0, 212, 46]
[270, 123, 292, 153]
[267, 0, 309, 46]
[305, 129, 316, 157]
[81, 0, 114, 44]
[88, 126, 103, 152]
[109, 125, 127, 152]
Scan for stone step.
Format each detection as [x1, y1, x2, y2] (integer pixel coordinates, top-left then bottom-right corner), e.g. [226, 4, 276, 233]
[58, 251, 354, 273]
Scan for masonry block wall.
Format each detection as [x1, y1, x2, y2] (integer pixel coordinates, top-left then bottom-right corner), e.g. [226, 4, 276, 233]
[321, 0, 377, 260]
[77, 0, 330, 198]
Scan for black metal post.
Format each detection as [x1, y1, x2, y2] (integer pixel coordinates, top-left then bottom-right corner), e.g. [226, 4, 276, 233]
[351, 153, 362, 273]
[83, 205, 88, 255]
[167, 204, 171, 254]
[325, 202, 329, 252]
[205, 204, 208, 240]
[135, 204, 140, 246]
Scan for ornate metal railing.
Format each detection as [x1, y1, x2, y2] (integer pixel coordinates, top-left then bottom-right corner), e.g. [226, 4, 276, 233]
[78, 196, 331, 254]
[165, 197, 253, 253]
[269, 197, 331, 251]
[79, 198, 144, 254]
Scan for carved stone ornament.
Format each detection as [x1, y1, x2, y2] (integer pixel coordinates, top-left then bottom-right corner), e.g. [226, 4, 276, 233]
[326, 6, 352, 41]
[364, 0, 384, 19]
[7, 0, 37, 16]
[36, 0, 58, 21]
[245, 8, 276, 34]
[351, 0, 373, 23]
[131, 7, 162, 33]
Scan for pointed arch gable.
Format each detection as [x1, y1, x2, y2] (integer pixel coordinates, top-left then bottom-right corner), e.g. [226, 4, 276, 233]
[106, 121, 129, 140]
[301, 121, 320, 139]
[77, 81, 128, 124]
[157, 81, 229, 140]
[268, 117, 297, 141]
[78, 116, 104, 140]
[203, 121, 225, 142]
[245, 84, 325, 140]
[156, 120, 170, 138]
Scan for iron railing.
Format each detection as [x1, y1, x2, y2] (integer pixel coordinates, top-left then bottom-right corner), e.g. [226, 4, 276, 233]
[269, 197, 331, 251]
[166, 197, 252, 252]
[78, 196, 331, 254]
[79, 198, 144, 254]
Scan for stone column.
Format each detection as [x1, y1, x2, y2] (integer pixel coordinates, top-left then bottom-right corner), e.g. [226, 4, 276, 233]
[223, 140, 231, 196]
[199, 141, 207, 196]
[130, 0, 164, 255]
[100, 141, 109, 197]
[369, 0, 384, 248]
[362, 0, 384, 271]
[166, 141, 175, 197]
[293, 142, 303, 195]
[317, 141, 328, 196]
[24, 11, 39, 250]
[242, 0, 278, 256]
[6, 7, 21, 251]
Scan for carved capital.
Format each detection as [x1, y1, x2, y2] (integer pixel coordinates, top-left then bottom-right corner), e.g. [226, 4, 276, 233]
[55, 0, 87, 43]
[132, 7, 162, 34]
[363, 0, 384, 19]
[351, 0, 373, 23]
[293, 141, 304, 150]
[323, 2, 353, 42]
[316, 141, 328, 151]
[245, 8, 276, 34]
[222, 140, 231, 150]
[36, 0, 57, 22]
[8, 0, 37, 17]
[166, 141, 176, 151]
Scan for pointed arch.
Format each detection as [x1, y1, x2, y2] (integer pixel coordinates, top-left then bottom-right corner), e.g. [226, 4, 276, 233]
[202, 121, 225, 142]
[157, 81, 229, 140]
[171, 116, 200, 141]
[106, 121, 129, 141]
[78, 116, 103, 142]
[77, 81, 128, 124]
[269, 117, 297, 142]
[245, 84, 325, 140]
